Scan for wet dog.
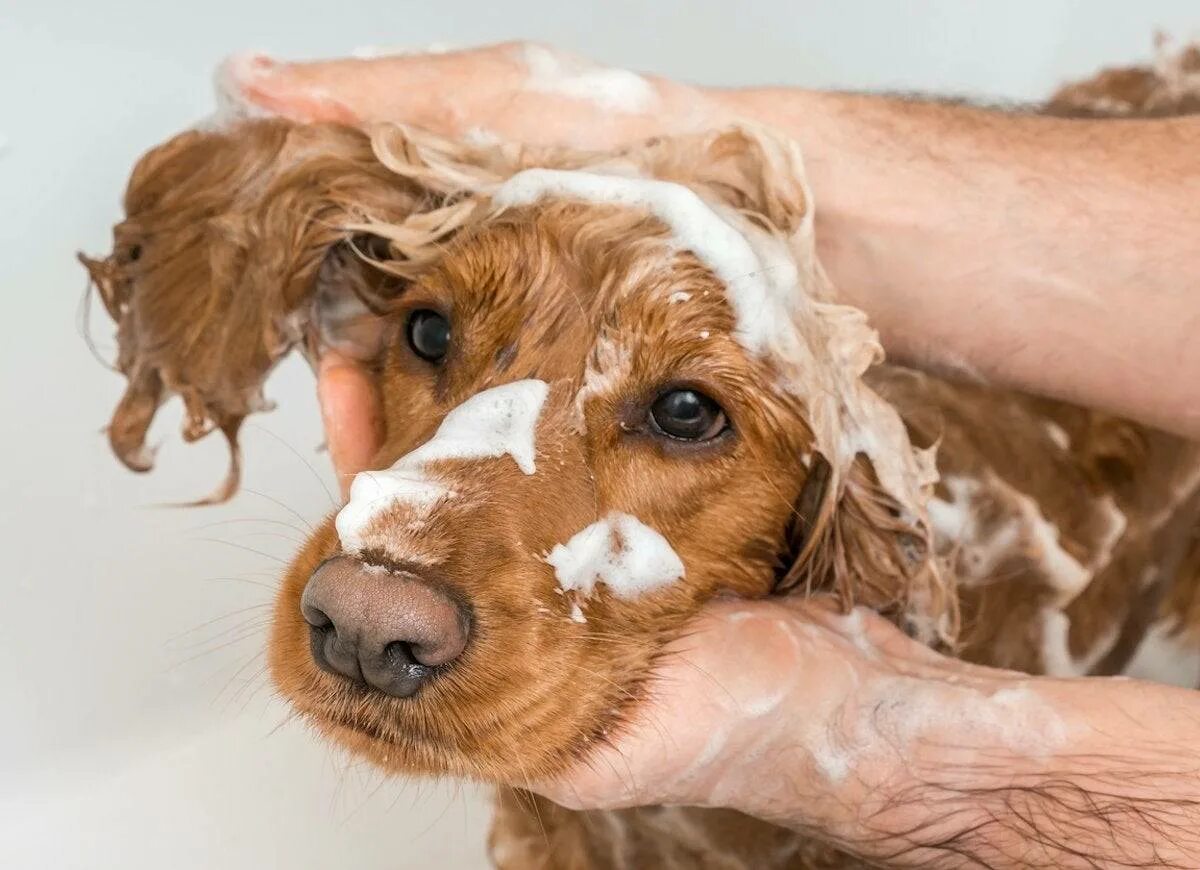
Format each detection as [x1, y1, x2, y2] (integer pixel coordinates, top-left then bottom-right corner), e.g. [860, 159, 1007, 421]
[80, 47, 1200, 868]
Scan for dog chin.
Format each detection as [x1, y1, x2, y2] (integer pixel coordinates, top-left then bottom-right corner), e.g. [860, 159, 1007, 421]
[293, 682, 577, 785]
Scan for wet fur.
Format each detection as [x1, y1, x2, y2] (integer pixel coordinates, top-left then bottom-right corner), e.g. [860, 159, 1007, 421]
[80, 46, 1200, 869]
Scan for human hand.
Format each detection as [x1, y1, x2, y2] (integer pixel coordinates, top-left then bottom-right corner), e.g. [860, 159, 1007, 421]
[219, 41, 727, 149]
[525, 594, 1092, 863]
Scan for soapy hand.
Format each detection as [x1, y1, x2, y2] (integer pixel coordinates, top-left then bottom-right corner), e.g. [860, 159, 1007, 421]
[220, 42, 724, 149]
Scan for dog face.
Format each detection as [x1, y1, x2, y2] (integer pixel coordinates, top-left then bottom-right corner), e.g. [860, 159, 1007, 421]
[84, 119, 949, 785]
[265, 128, 955, 785]
[269, 195, 840, 781]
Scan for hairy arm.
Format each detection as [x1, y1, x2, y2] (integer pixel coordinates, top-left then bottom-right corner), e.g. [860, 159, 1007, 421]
[731, 90, 1200, 438]
[782, 662, 1200, 868]
[532, 600, 1200, 869]
[234, 43, 1200, 438]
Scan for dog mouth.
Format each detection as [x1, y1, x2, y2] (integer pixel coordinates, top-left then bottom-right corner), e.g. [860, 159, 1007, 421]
[321, 703, 420, 748]
[301, 681, 447, 754]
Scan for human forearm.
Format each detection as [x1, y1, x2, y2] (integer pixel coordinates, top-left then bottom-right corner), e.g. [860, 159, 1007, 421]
[741, 653, 1200, 868]
[714, 87, 1200, 437]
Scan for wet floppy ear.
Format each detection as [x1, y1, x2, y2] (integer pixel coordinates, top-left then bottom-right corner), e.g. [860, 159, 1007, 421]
[76, 252, 123, 320]
[309, 233, 407, 365]
[628, 124, 813, 237]
[776, 454, 959, 648]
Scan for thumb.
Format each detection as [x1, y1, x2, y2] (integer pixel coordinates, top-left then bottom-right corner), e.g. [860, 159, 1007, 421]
[317, 351, 384, 498]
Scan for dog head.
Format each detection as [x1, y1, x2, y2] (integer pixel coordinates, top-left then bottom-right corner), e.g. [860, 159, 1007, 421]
[84, 116, 951, 783]
[254, 123, 953, 784]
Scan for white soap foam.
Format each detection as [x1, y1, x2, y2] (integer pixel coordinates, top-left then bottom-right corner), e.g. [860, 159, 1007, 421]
[335, 471, 451, 555]
[1123, 619, 1200, 688]
[809, 678, 1071, 784]
[463, 126, 502, 147]
[492, 169, 798, 359]
[210, 53, 275, 126]
[491, 151, 944, 641]
[336, 379, 549, 553]
[546, 512, 684, 599]
[521, 44, 657, 113]
[1043, 421, 1071, 450]
[834, 608, 879, 659]
[1039, 608, 1118, 677]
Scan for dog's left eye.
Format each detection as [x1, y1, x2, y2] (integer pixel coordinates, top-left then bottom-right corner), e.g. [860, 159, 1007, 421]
[649, 389, 728, 441]
[406, 310, 450, 363]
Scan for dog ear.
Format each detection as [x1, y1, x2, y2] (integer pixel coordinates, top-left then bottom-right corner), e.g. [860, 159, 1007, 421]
[777, 453, 959, 648]
[83, 120, 436, 503]
[309, 233, 406, 365]
[618, 124, 813, 239]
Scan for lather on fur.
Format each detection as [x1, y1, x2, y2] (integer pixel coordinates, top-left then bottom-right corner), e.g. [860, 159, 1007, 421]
[80, 45, 1200, 869]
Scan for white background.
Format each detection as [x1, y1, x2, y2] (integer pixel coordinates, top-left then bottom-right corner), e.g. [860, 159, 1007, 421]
[1, 2, 1196, 867]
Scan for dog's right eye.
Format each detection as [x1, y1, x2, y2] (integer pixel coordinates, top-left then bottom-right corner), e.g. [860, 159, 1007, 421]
[649, 389, 729, 442]
[406, 310, 451, 363]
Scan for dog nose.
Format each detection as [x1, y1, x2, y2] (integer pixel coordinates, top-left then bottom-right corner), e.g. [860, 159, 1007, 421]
[300, 556, 469, 698]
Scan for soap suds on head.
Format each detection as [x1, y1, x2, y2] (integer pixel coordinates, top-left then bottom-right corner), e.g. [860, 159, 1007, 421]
[489, 163, 929, 521]
[547, 512, 685, 599]
[492, 169, 799, 359]
[572, 334, 631, 430]
[521, 44, 657, 113]
[336, 379, 549, 553]
[492, 135, 946, 640]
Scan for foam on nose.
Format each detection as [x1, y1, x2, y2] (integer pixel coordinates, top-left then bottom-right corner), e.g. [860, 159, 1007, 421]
[336, 379, 549, 554]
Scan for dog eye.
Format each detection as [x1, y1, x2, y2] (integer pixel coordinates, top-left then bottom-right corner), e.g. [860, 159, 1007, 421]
[127, 244, 142, 262]
[649, 389, 728, 441]
[406, 309, 450, 363]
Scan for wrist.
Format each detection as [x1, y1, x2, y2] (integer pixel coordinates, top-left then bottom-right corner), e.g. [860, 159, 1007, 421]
[710, 610, 1072, 858]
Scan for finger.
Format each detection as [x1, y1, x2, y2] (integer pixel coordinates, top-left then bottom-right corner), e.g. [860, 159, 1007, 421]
[219, 47, 512, 128]
[317, 352, 384, 498]
[218, 52, 361, 124]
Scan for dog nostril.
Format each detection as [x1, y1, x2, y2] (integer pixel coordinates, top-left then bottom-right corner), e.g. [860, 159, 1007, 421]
[383, 640, 416, 666]
[302, 605, 332, 630]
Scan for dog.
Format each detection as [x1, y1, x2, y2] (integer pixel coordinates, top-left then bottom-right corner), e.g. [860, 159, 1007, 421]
[80, 45, 1200, 869]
